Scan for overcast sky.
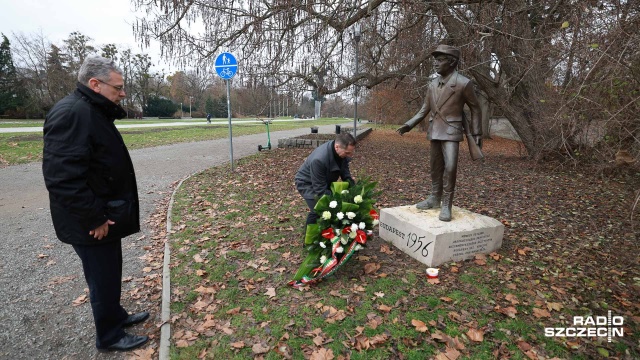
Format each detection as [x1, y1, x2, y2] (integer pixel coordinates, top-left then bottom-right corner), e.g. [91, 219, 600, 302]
[0, 0, 166, 66]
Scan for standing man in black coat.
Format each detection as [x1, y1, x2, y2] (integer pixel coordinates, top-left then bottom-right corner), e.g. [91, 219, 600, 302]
[43, 57, 149, 352]
[295, 133, 356, 231]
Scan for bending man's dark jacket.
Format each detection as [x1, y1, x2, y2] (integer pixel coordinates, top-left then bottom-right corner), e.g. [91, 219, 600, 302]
[295, 140, 353, 200]
[42, 83, 140, 245]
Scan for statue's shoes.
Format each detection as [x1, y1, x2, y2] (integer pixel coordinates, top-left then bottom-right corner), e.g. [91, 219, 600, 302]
[416, 198, 440, 210]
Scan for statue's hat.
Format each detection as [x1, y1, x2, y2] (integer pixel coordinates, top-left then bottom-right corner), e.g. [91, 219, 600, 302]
[431, 44, 460, 59]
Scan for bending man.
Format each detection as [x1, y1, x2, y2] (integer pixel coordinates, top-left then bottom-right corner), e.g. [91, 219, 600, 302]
[295, 133, 356, 233]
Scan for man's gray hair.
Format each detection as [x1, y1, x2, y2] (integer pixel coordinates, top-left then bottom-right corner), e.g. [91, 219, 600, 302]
[336, 133, 356, 148]
[77, 56, 123, 85]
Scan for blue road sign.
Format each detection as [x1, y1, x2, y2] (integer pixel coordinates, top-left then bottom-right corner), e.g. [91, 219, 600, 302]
[215, 52, 238, 79]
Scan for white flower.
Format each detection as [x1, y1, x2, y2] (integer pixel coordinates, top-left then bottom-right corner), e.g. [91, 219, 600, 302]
[354, 195, 363, 204]
[347, 212, 356, 219]
[340, 237, 348, 245]
[359, 222, 366, 230]
[322, 211, 331, 220]
[320, 255, 327, 264]
[373, 219, 379, 226]
[319, 241, 326, 248]
[336, 246, 344, 253]
[329, 200, 338, 208]
[349, 230, 357, 239]
[354, 244, 364, 251]
[341, 190, 349, 194]
[350, 223, 358, 232]
[336, 212, 344, 220]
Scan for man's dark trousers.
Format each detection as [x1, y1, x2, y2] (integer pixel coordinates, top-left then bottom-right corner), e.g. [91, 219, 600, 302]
[304, 199, 319, 226]
[72, 239, 129, 348]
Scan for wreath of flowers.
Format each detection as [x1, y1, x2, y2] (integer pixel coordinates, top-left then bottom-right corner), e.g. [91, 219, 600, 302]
[289, 178, 380, 288]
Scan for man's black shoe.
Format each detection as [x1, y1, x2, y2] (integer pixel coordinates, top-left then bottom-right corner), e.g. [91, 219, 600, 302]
[123, 311, 150, 327]
[99, 333, 149, 352]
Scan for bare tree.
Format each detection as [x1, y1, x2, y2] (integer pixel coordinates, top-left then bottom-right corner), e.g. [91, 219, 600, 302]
[132, 0, 639, 162]
[10, 31, 54, 114]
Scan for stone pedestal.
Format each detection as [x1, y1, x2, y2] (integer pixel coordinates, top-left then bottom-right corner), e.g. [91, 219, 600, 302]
[379, 205, 504, 267]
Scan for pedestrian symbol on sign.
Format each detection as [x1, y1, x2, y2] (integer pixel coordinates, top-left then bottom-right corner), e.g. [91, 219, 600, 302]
[215, 52, 238, 79]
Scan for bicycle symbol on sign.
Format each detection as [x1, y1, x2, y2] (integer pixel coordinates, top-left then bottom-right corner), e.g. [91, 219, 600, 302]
[220, 68, 234, 78]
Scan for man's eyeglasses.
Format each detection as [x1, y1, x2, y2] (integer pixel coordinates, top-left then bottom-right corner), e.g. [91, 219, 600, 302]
[96, 79, 125, 92]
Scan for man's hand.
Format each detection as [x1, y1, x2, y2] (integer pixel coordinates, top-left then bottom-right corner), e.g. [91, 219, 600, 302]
[473, 135, 483, 149]
[396, 125, 411, 136]
[89, 220, 115, 240]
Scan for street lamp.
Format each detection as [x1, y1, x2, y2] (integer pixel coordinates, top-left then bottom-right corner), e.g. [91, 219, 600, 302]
[353, 23, 361, 138]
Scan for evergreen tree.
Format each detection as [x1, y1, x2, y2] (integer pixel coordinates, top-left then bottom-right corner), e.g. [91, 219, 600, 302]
[0, 33, 19, 115]
[46, 44, 74, 102]
[144, 96, 177, 117]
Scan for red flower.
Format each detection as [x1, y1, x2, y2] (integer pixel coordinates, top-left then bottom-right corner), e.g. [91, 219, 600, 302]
[342, 226, 351, 234]
[355, 230, 367, 244]
[321, 228, 335, 239]
[370, 209, 379, 220]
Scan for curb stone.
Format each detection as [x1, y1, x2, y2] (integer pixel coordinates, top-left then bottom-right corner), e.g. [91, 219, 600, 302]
[159, 171, 202, 360]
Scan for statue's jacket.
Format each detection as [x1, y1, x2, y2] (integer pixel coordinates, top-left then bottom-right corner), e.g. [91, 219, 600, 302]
[405, 71, 482, 141]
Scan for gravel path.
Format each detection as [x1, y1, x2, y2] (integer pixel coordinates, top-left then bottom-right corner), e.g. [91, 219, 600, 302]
[0, 125, 344, 359]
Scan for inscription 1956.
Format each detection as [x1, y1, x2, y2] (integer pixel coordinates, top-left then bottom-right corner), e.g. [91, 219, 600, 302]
[406, 232, 433, 258]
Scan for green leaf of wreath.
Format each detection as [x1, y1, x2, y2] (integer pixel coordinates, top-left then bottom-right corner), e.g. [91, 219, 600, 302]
[331, 181, 350, 194]
[304, 224, 320, 245]
[293, 248, 322, 280]
[341, 202, 359, 213]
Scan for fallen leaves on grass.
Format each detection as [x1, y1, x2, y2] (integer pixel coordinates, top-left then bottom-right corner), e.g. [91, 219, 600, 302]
[363, 262, 381, 274]
[264, 287, 276, 298]
[230, 341, 245, 349]
[473, 254, 487, 266]
[532, 307, 551, 318]
[318, 304, 348, 323]
[252, 342, 270, 354]
[434, 347, 461, 360]
[496, 306, 518, 318]
[411, 319, 428, 332]
[309, 347, 334, 360]
[466, 328, 484, 342]
[162, 130, 640, 360]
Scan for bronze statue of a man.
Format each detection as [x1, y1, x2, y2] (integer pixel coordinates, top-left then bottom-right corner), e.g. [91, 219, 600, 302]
[397, 44, 482, 221]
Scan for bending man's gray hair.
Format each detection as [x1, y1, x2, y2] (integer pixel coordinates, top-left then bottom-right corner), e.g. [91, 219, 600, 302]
[77, 56, 123, 85]
[336, 133, 356, 148]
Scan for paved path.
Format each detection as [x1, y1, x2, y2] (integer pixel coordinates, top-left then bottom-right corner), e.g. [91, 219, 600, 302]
[0, 124, 344, 359]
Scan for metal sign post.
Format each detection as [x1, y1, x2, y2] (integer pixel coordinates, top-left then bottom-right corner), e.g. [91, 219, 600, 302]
[214, 52, 238, 171]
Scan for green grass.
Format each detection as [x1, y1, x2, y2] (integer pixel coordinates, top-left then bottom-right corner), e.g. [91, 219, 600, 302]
[0, 118, 349, 166]
[165, 160, 523, 359]
[162, 140, 640, 359]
